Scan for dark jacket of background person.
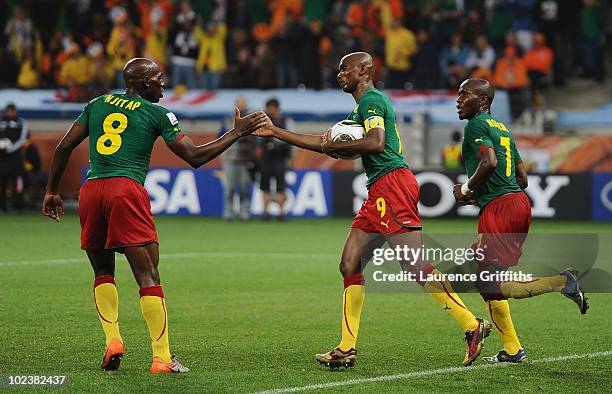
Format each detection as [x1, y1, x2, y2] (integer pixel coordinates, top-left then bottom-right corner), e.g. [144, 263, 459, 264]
[259, 113, 292, 161]
[0, 110, 28, 176]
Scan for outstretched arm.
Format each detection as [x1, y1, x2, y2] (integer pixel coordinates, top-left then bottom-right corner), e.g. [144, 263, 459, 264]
[256, 120, 385, 156]
[43, 122, 89, 221]
[169, 109, 267, 168]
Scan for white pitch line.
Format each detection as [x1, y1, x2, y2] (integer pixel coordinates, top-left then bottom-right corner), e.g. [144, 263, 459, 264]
[0, 251, 337, 267]
[254, 350, 612, 394]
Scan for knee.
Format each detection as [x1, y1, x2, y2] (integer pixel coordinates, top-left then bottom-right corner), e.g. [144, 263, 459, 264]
[339, 256, 361, 277]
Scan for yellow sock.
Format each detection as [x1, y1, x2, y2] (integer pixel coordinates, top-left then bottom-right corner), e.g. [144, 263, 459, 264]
[500, 276, 566, 299]
[139, 286, 172, 363]
[423, 268, 479, 332]
[338, 275, 365, 351]
[487, 300, 522, 355]
[93, 275, 122, 346]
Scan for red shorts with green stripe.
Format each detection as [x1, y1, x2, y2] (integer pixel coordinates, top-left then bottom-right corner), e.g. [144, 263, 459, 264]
[79, 177, 158, 251]
[352, 168, 422, 235]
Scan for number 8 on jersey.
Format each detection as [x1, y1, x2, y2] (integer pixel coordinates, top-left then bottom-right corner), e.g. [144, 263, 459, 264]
[97, 112, 128, 155]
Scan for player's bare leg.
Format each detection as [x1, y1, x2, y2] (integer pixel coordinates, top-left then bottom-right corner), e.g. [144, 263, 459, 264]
[262, 191, 272, 221]
[86, 249, 124, 371]
[386, 230, 491, 366]
[316, 228, 384, 369]
[277, 191, 287, 220]
[125, 243, 188, 373]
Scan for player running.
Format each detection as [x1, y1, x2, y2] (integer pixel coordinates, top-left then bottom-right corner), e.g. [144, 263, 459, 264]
[256, 52, 491, 368]
[42, 58, 266, 373]
[454, 78, 588, 364]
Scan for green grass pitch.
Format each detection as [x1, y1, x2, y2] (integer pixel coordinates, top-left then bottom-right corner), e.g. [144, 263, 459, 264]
[0, 214, 611, 392]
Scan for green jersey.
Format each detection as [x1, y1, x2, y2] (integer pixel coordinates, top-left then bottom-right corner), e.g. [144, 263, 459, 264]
[75, 93, 184, 185]
[462, 113, 522, 208]
[347, 88, 408, 188]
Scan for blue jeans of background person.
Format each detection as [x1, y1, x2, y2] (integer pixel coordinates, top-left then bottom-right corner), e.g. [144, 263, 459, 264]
[223, 161, 252, 220]
[172, 63, 197, 88]
[202, 71, 223, 90]
[583, 39, 603, 81]
[276, 62, 298, 88]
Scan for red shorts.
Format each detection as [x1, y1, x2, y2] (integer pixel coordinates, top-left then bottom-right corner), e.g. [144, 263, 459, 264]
[352, 168, 422, 235]
[79, 177, 158, 251]
[476, 192, 531, 267]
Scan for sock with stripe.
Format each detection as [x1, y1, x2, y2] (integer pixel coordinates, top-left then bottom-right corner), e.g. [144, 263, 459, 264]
[93, 275, 122, 346]
[500, 275, 567, 299]
[338, 274, 365, 352]
[420, 265, 479, 332]
[487, 300, 522, 355]
[140, 285, 172, 363]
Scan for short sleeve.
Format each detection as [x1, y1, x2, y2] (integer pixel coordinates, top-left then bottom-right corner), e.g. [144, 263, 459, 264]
[465, 120, 493, 155]
[74, 102, 89, 127]
[357, 94, 386, 133]
[158, 109, 184, 145]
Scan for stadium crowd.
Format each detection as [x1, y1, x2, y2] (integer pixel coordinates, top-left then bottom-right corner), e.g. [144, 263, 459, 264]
[0, 1, 607, 100]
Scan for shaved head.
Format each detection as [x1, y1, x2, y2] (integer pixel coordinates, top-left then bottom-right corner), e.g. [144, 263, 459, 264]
[462, 78, 495, 106]
[341, 52, 375, 81]
[456, 78, 496, 120]
[123, 58, 158, 83]
[123, 58, 165, 103]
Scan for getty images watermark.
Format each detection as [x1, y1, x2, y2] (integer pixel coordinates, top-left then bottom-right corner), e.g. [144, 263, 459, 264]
[370, 245, 533, 283]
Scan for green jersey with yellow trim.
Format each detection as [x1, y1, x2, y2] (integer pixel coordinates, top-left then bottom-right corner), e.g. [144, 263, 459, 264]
[75, 93, 184, 185]
[348, 88, 408, 188]
[462, 112, 522, 208]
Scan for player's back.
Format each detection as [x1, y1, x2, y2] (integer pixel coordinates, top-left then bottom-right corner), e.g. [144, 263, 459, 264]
[76, 93, 182, 185]
[462, 113, 522, 208]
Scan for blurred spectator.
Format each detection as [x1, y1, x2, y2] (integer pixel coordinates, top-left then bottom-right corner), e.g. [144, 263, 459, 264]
[87, 42, 114, 92]
[17, 50, 39, 89]
[144, 19, 169, 74]
[304, 0, 330, 23]
[59, 43, 91, 88]
[298, 19, 323, 89]
[0, 47, 19, 88]
[22, 134, 46, 208]
[0, 104, 28, 212]
[510, 0, 535, 51]
[466, 34, 495, 73]
[198, 21, 228, 90]
[4, 5, 35, 61]
[272, 13, 301, 88]
[137, 0, 174, 40]
[346, 0, 384, 41]
[523, 33, 554, 90]
[107, 9, 139, 89]
[222, 96, 256, 221]
[259, 98, 292, 221]
[412, 29, 440, 89]
[440, 32, 470, 89]
[581, 0, 606, 81]
[442, 130, 463, 170]
[494, 46, 529, 119]
[385, 17, 417, 89]
[225, 46, 253, 88]
[169, 0, 200, 89]
[251, 43, 277, 89]
[487, 0, 513, 50]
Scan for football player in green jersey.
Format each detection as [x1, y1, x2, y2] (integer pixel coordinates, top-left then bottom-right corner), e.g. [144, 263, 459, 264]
[454, 78, 588, 364]
[42, 58, 267, 373]
[257, 52, 492, 368]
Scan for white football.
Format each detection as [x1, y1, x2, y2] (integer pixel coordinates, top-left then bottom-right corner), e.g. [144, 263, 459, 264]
[329, 120, 365, 160]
